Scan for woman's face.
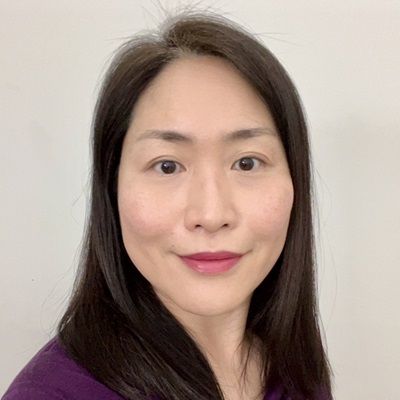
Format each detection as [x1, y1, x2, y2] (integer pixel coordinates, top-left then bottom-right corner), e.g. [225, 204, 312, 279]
[117, 55, 294, 318]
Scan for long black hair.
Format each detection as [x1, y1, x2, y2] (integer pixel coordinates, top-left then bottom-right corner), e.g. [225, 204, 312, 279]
[56, 6, 334, 400]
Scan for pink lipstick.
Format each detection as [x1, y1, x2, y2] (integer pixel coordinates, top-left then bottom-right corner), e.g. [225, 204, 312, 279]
[179, 251, 243, 275]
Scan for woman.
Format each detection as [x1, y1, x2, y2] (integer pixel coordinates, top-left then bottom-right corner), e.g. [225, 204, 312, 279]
[3, 8, 334, 400]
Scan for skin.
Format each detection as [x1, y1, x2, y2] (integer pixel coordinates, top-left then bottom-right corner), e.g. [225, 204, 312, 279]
[117, 55, 294, 399]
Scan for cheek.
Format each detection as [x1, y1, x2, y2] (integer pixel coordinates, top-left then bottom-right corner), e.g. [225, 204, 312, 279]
[118, 189, 173, 239]
[250, 179, 294, 238]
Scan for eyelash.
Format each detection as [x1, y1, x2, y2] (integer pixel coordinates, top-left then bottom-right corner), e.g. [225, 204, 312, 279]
[149, 156, 267, 176]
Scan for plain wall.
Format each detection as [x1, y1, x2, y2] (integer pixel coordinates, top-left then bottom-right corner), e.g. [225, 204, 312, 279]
[1, 1, 399, 398]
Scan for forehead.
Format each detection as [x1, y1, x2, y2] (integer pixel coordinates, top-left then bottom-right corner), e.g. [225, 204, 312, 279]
[127, 56, 278, 143]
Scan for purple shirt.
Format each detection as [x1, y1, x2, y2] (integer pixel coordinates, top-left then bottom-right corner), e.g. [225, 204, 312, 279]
[2, 337, 285, 399]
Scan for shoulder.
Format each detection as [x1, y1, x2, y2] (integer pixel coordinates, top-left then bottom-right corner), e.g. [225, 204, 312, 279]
[2, 336, 124, 400]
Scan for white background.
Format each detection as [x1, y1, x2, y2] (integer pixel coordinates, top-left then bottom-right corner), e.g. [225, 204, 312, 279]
[1, 1, 399, 398]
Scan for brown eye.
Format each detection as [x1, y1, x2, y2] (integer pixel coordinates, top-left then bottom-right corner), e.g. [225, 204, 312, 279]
[234, 157, 265, 171]
[154, 160, 181, 175]
[150, 156, 266, 176]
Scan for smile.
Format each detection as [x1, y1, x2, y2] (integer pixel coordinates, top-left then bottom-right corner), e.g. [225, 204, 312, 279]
[178, 255, 242, 275]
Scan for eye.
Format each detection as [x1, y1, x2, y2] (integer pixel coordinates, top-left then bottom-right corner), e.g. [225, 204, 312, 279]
[152, 160, 183, 175]
[150, 156, 266, 176]
[233, 157, 266, 172]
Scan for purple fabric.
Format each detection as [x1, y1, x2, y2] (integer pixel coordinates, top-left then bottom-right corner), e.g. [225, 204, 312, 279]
[2, 337, 284, 399]
[2, 337, 122, 400]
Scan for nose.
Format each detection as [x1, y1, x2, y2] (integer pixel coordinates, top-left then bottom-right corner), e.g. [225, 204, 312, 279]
[184, 166, 237, 233]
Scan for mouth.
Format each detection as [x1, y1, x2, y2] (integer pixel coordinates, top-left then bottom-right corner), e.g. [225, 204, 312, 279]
[179, 251, 243, 260]
[178, 254, 243, 275]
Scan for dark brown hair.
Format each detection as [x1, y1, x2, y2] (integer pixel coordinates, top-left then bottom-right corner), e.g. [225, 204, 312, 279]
[56, 6, 334, 400]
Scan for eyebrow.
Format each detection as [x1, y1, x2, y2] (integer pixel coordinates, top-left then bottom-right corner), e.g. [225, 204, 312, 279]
[134, 127, 278, 144]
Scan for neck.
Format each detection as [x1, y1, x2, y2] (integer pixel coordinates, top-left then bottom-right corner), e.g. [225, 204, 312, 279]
[210, 336, 264, 400]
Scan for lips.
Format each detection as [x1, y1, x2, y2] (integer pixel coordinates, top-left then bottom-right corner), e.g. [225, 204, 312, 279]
[179, 251, 243, 275]
[180, 251, 242, 261]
